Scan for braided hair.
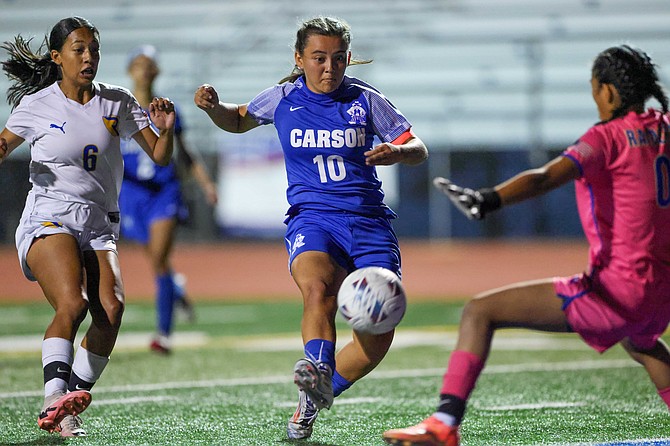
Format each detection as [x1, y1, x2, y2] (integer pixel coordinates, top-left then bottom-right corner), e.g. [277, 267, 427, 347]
[592, 45, 669, 146]
[1, 17, 99, 109]
[279, 16, 371, 84]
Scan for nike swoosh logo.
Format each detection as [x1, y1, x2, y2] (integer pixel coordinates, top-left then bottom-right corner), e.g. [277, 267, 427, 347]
[56, 367, 69, 373]
[39, 407, 56, 419]
[75, 384, 88, 391]
[289, 106, 305, 112]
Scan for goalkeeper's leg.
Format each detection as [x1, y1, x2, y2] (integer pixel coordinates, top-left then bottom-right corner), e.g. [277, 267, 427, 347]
[384, 279, 570, 444]
[440, 279, 571, 426]
[621, 338, 670, 410]
[456, 279, 570, 358]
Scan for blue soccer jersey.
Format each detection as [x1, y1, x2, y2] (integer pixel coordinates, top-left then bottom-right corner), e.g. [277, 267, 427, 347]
[119, 105, 187, 243]
[247, 75, 411, 218]
[120, 105, 184, 187]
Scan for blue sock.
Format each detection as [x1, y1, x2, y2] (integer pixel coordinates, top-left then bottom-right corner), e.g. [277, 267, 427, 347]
[304, 339, 335, 371]
[156, 273, 175, 335]
[332, 370, 353, 397]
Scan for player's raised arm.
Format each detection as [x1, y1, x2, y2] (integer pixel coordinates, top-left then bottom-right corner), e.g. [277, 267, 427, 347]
[434, 155, 580, 220]
[133, 96, 175, 166]
[193, 84, 259, 133]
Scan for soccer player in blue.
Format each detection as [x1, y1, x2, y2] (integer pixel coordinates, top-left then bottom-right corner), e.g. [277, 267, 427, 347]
[194, 16, 428, 440]
[120, 45, 218, 354]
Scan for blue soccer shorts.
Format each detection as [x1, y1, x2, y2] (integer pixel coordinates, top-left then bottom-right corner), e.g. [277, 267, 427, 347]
[119, 180, 187, 244]
[284, 209, 401, 277]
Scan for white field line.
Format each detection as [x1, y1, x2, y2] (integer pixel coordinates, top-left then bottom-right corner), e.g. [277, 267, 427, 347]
[0, 329, 587, 354]
[481, 401, 587, 411]
[276, 396, 384, 408]
[236, 330, 588, 352]
[92, 395, 179, 406]
[0, 331, 209, 353]
[0, 358, 637, 400]
[0, 355, 664, 446]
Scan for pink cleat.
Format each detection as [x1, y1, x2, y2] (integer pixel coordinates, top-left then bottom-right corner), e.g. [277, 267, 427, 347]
[37, 390, 91, 434]
[382, 415, 460, 446]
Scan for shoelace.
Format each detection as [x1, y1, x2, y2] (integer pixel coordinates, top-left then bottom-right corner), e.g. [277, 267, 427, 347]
[60, 415, 84, 434]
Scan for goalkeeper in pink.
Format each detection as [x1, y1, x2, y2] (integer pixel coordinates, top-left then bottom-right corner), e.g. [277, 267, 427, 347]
[383, 44, 670, 446]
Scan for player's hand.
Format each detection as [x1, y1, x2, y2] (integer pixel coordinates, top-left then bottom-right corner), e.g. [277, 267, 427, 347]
[364, 142, 403, 166]
[194, 84, 220, 111]
[149, 97, 175, 131]
[433, 177, 501, 220]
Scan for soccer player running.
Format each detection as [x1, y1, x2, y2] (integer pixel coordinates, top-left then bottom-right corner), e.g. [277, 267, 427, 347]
[120, 44, 218, 354]
[0, 17, 175, 436]
[383, 45, 670, 446]
[194, 16, 428, 440]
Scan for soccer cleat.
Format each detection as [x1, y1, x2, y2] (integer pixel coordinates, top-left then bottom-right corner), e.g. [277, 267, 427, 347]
[382, 416, 460, 446]
[293, 358, 334, 410]
[286, 390, 319, 440]
[150, 333, 171, 355]
[58, 414, 86, 437]
[37, 390, 92, 434]
[175, 297, 196, 323]
[173, 273, 196, 323]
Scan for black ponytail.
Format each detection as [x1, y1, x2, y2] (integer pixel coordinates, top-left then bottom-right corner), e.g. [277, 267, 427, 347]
[1, 16, 98, 108]
[1, 36, 59, 108]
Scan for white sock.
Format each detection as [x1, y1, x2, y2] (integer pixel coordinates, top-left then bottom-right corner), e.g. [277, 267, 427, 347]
[71, 346, 109, 384]
[42, 337, 73, 398]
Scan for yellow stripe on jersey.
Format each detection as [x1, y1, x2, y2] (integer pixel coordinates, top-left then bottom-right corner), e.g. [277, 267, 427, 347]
[41, 221, 64, 228]
[103, 115, 120, 136]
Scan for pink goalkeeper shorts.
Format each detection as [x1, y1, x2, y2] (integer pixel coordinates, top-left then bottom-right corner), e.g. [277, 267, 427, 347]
[554, 273, 669, 353]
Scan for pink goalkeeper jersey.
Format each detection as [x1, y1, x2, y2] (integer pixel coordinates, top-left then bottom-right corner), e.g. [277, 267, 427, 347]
[563, 109, 670, 318]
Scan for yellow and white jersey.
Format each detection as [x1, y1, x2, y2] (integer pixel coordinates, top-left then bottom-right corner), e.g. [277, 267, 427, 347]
[6, 81, 150, 214]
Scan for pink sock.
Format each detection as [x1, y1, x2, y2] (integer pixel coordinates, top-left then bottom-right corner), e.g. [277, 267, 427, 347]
[658, 386, 670, 410]
[440, 350, 485, 400]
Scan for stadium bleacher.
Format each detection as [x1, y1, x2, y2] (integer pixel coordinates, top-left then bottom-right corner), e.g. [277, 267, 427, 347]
[0, 0, 668, 151]
[0, 0, 668, 239]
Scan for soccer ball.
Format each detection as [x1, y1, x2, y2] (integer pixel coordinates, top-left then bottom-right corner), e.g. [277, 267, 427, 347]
[337, 266, 407, 335]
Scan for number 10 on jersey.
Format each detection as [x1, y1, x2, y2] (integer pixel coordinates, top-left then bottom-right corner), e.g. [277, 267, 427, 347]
[313, 154, 346, 183]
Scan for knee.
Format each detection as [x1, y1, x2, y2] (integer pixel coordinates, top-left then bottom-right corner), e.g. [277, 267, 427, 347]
[461, 297, 493, 325]
[56, 298, 90, 327]
[106, 296, 125, 330]
[91, 293, 125, 332]
[301, 281, 336, 310]
[621, 338, 667, 364]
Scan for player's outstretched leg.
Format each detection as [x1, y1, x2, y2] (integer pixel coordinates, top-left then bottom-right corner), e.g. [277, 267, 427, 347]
[382, 415, 460, 446]
[37, 390, 91, 434]
[287, 389, 319, 439]
[293, 357, 334, 410]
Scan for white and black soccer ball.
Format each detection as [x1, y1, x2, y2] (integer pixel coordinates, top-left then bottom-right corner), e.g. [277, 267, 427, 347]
[337, 266, 407, 335]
